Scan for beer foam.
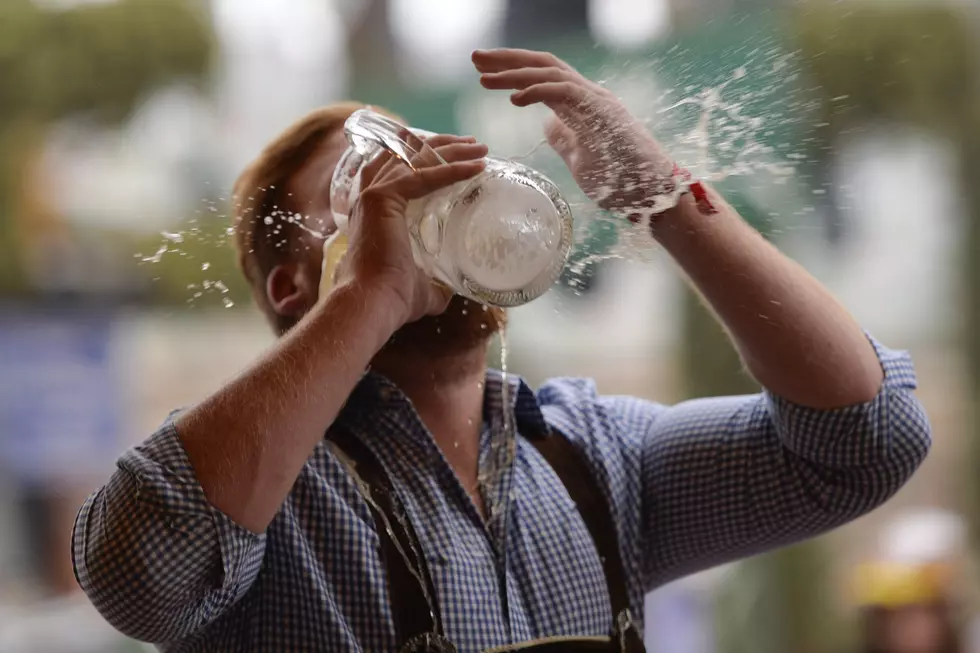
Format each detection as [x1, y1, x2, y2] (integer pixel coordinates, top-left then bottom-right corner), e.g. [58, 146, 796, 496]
[456, 178, 561, 292]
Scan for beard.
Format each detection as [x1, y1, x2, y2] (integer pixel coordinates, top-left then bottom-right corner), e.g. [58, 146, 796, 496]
[382, 294, 506, 359]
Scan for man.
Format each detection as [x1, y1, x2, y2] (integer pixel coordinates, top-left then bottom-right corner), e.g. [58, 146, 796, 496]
[72, 49, 931, 652]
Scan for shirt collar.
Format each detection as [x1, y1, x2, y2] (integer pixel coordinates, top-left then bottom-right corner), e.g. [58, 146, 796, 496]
[481, 369, 550, 438]
[341, 368, 550, 439]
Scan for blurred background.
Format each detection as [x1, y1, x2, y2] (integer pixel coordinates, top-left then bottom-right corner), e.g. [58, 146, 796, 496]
[0, 0, 978, 651]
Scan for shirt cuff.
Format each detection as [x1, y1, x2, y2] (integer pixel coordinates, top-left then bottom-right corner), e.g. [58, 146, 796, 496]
[764, 334, 919, 465]
[118, 416, 267, 599]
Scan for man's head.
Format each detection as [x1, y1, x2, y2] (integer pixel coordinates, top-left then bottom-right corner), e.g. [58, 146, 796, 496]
[231, 102, 504, 358]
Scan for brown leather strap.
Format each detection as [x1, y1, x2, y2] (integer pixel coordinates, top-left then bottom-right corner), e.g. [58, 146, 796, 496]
[331, 426, 644, 652]
[528, 431, 644, 651]
[328, 428, 444, 645]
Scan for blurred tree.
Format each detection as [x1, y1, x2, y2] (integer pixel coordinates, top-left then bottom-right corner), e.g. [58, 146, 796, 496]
[794, 1, 980, 582]
[0, 0, 214, 296]
[965, 122, 980, 553]
[795, 8, 972, 135]
[714, 540, 843, 653]
[712, 7, 980, 653]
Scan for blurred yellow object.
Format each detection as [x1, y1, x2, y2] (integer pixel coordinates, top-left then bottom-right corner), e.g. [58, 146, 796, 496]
[854, 562, 949, 608]
[319, 232, 349, 298]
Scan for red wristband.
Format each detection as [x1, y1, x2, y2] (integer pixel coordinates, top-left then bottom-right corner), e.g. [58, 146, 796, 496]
[673, 164, 716, 215]
[626, 165, 716, 225]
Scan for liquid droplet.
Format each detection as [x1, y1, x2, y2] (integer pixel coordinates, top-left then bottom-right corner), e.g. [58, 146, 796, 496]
[142, 244, 168, 263]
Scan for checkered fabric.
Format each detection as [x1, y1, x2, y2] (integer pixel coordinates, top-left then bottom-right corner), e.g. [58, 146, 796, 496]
[72, 336, 930, 652]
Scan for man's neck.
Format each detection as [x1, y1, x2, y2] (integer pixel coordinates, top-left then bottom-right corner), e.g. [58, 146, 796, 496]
[371, 345, 489, 496]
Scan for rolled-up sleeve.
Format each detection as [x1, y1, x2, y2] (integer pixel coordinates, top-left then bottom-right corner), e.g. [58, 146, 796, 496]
[639, 336, 931, 589]
[71, 417, 267, 643]
[766, 338, 927, 492]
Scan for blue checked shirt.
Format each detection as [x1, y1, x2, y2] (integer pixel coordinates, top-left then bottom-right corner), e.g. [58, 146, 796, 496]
[72, 337, 930, 652]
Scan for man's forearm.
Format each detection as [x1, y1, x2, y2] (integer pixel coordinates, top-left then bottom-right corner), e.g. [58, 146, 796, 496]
[653, 185, 884, 409]
[176, 281, 399, 533]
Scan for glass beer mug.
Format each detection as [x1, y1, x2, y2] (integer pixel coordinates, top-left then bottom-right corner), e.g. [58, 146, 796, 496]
[326, 109, 574, 307]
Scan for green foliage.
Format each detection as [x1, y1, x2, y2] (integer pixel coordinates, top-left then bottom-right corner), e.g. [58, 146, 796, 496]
[711, 8, 980, 653]
[794, 0, 980, 606]
[0, 0, 214, 125]
[960, 125, 980, 570]
[133, 215, 250, 308]
[701, 8, 980, 651]
[714, 542, 853, 653]
[794, 5, 976, 136]
[0, 0, 214, 297]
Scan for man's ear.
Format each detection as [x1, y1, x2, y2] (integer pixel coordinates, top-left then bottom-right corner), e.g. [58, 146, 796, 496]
[266, 262, 313, 321]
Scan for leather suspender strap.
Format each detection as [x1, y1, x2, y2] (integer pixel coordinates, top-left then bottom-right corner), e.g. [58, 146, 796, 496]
[328, 429, 446, 648]
[528, 431, 643, 651]
[329, 425, 643, 653]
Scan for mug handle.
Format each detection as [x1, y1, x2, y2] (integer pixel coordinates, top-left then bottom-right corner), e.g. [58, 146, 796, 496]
[347, 108, 443, 170]
[330, 109, 442, 234]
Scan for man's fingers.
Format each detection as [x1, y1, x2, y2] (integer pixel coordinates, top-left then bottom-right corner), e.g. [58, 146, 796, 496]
[410, 135, 479, 166]
[385, 128, 455, 170]
[369, 142, 486, 189]
[360, 151, 394, 189]
[378, 160, 486, 202]
[367, 134, 481, 182]
[512, 81, 589, 108]
[423, 134, 477, 149]
[414, 142, 488, 167]
[372, 154, 410, 188]
[480, 66, 580, 91]
[472, 48, 574, 73]
[398, 132, 476, 166]
[476, 50, 615, 134]
[509, 82, 595, 131]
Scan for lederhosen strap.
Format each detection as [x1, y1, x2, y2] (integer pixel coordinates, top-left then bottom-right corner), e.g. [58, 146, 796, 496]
[328, 427, 645, 653]
[328, 428, 454, 652]
[529, 432, 645, 653]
